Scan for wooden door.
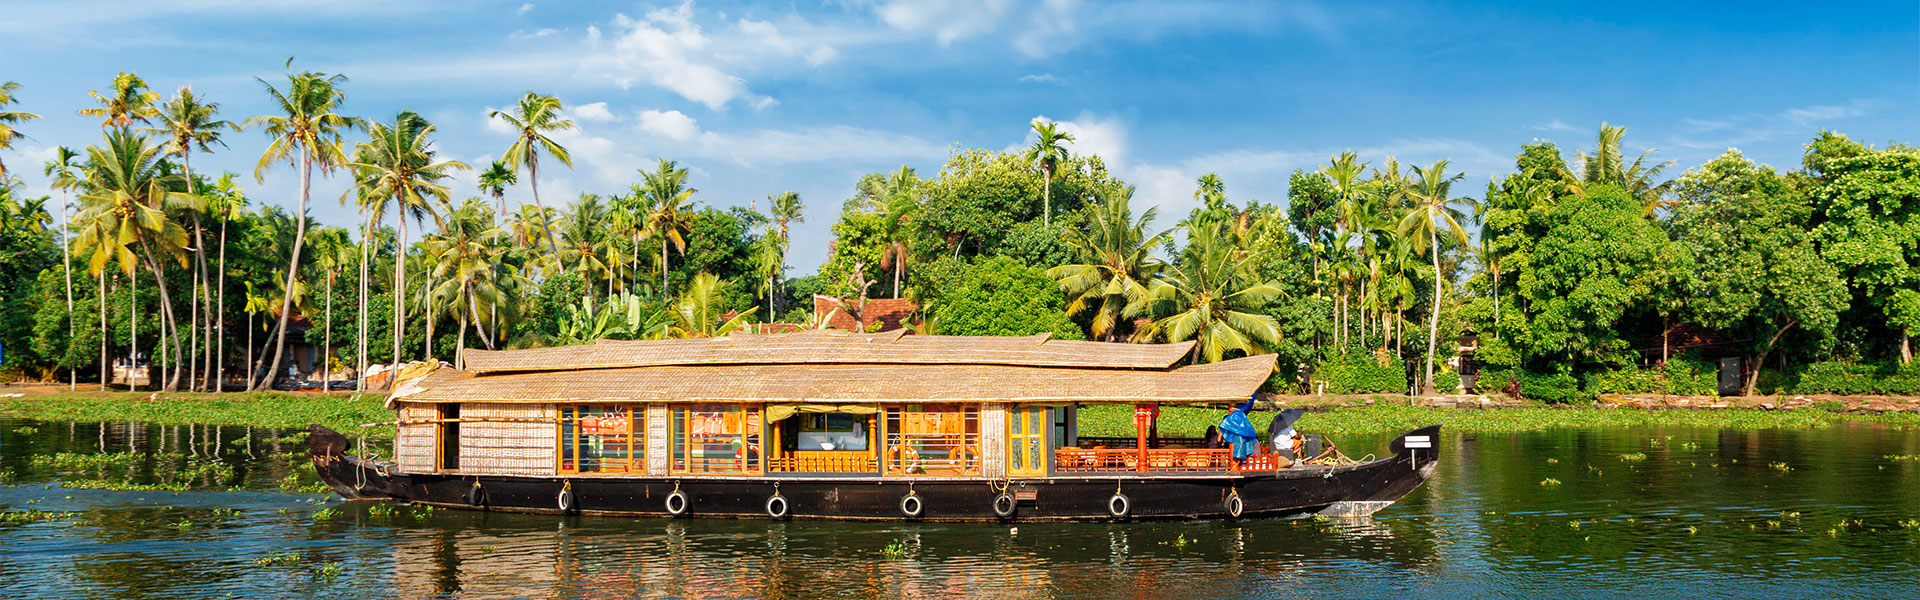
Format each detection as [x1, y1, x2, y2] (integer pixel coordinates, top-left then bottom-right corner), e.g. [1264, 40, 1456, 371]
[1008, 405, 1047, 476]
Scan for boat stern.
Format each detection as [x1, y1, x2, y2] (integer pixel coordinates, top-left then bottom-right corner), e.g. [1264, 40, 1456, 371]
[1316, 424, 1441, 517]
[308, 423, 397, 501]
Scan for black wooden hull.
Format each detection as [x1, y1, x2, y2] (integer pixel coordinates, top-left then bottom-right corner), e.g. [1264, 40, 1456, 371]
[310, 423, 1440, 521]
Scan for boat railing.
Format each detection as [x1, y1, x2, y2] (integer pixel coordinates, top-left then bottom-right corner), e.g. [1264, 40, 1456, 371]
[1054, 447, 1279, 474]
[767, 451, 878, 474]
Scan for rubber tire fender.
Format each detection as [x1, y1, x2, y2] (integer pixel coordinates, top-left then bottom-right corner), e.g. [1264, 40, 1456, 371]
[899, 493, 925, 519]
[467, 482, 486, 507]
[765, 494, 790, 519]
[1224, 491, 1243, 518]
[665, 490, 690, 516]
[1108, 493, 1130, 518]
[992, 492, 1017, 518]
[557, 487, 574, 512]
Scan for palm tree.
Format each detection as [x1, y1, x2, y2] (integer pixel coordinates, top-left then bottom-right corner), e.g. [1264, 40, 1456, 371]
[668, 273, 750, 338]
[77, 72, 161, 128]
[347, 111, 468, 373]
[491, 92, 574, 256]
[1134, 223, 1284, 363]
[44, 146, 81, 389]
[877, 173, 917, 299]
[1565, 123, 1675, 215]
[556, 193, 614, 296]
[309, 228, 353, 393]
[69, 215, 127, 390]
[1047, 187, 1171, 342]
[73, 128, 193, 390]
[241, 283, 277, 386]
[243, 68, 364, 391]
[766, 190, 804, 316]
[1023, 120, 1074, 227]
[638, 158, 697, 296]
[1396, 160, 1477, 395]
[478, 160, 516, 215]
[148, 86, 233, 391]
[0, 81, 41, 180]
[204, 174, 246, 391]
[427, 199, 520, 367]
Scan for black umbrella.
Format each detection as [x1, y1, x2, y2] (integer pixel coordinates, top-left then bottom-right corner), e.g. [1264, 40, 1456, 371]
[1266, 409, 1304, 441]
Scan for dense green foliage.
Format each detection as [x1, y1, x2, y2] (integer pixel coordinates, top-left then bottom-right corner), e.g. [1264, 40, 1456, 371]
[1585, 354, 1719, 396]
[927, 256, 1082, 339]
[1315, 352, 1407, 394]
[0, 71, 1914, 400]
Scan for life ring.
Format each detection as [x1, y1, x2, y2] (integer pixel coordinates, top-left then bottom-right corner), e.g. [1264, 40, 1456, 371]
[665, 490, 690, 516]
[1108, 493, 1130, 518]
[467, 481, 486, 507]
[947, 445, 978, 472]
[734, 444, 762, 468]
[1224, 491, 1243, 518]
[899, 492, 925, 518]
[992, 492, 1017, 518]
[557, 483, 575, 512]
[888, 445, 921, 473]
[765, 494, 790, 519]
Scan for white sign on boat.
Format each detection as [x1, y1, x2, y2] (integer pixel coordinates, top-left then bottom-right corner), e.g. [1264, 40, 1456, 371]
[1404, 435, 1432, 449]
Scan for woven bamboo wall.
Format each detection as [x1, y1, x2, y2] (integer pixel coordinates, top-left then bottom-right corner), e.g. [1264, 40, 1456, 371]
[457, 403, 556, 477]
[980, 402, 1007, 478]
[645, 403, 669, 475]
[396, 403, 437, 472]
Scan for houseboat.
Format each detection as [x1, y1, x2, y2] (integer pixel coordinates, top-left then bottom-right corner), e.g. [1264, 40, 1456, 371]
[309, 330, 1440, 521]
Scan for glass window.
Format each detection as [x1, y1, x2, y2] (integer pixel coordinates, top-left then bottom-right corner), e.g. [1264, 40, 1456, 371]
[558, 405, 643, 474]
[796, 413, 869, 452]
[883, 404, 980, 477]
[671, 404, 763, 474]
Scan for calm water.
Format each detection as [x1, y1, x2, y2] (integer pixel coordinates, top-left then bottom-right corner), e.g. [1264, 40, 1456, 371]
[1, 418, 1917, 599]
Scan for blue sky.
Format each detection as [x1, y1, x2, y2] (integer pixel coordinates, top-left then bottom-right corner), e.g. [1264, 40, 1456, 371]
[4, 0, 1915, 272]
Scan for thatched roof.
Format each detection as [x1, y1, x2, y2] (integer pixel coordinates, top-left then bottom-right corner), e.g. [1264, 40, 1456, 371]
[460, 329, 1197, 374]
[398, 331, 1276, 405]
[395, 353, 1276, 404]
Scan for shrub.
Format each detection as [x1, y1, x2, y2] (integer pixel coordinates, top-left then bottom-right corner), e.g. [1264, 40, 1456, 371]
[1585, 355, 1718, 396]
[1485, 369, 1592, 404]
[1793, 361, 1920, 396]
[1315, 351, 1406, 394]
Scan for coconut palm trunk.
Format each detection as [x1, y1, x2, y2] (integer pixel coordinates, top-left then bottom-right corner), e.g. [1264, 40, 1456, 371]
[357, 212, 371, 393]
[138, 241, 184, 391]
[392, 197, 407, 371]
[1423, 224, 1442, 396]
[59, 189, 74, 390]
[98, 273, 107, 390]
[257, 156, 311, 390]
[128, 268, 138, 391]
[215, 210, 228, 392]
[322, 268, 333, 394]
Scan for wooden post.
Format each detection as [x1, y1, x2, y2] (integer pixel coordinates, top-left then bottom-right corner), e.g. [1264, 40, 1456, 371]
[1128, 403, 1144, 473]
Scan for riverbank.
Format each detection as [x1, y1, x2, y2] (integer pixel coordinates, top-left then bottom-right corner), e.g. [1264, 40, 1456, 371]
[0, 389, 395, 438]
[3, 389, 1917, 442]
[1079, 401, 1920, 438]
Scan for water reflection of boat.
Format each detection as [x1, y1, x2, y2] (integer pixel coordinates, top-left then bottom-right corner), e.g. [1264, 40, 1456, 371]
[311, 331, 1439, 521]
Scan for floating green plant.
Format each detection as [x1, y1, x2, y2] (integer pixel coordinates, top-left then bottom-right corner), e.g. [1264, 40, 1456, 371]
[1619, 453, 1648, 461]
[1769, 462, 1793, 472]
[311, 508, 340, 521]
[0, 509, 79, 525]
[1886, 454, 1920, 462]
[255, 552, 302, 566]
[881, 539, 908, 559]
[1539, 478, 1562, 486]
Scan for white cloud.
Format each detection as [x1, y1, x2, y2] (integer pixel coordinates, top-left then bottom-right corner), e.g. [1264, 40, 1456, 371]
[509, 28, 558, 40]
[582, 2, 837, 110]
[1017, 73, 1063, 85]
[628, 110, 945, 167]
[1531, 119, 1580, 133]
[516, 3, 534, 16]
[871, 0, 1079, 57]
[590, 4, 756, 110]
[637, 109, 701, 142]
[568, 101, 617, 121]
[1668, 99, 1873, 150]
